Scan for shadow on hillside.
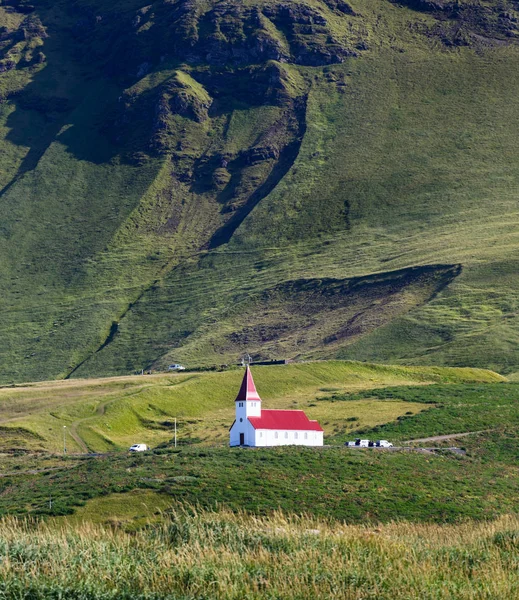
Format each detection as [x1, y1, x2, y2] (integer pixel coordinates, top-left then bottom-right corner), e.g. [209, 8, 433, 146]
[1, 15, 121, 199]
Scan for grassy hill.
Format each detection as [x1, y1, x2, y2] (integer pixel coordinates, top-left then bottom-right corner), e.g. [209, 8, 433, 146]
[0, 361, 518, 600]
[1, 0, 519, 382]
[0, 360, 501, 452]
[0, 370, 518, 526]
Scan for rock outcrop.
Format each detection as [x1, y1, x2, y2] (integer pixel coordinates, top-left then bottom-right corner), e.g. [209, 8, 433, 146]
[390, 0, 519, 44]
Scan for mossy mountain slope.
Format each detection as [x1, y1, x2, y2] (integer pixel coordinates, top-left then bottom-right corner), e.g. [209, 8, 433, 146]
[0, 0, 519, 381]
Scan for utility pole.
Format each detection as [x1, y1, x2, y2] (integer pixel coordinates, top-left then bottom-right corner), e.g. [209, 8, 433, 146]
[174, 418, 177, 448]
[63, 425, 67, 455]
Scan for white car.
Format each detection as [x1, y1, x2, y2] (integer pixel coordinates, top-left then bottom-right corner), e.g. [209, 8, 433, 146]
[168, 364, 186, 371]
[376, 440, 393, 448]
[129, 444, 148, 452]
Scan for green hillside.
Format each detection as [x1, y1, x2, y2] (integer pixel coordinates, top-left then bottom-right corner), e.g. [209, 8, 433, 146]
[0, 360, 501, 452]
[1, 0, 519, 382]
[2, 377, 519, 526]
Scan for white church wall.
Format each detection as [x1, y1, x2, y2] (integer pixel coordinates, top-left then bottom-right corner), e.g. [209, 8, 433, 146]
[254, 429, 323, 447]
[232, 424, 323, 447]
[230, 419, 256, 446]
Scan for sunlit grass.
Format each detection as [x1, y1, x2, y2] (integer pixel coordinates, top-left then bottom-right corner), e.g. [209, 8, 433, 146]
[2, 507, 519, 599]
[52, 490, 172, 528]
[0, 361, 501, 452]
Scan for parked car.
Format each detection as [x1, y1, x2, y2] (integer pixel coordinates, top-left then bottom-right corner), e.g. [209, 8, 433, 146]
[168, 364, 186, 371]
[129, 444, 148, 452]
[375, 440, 393, 448]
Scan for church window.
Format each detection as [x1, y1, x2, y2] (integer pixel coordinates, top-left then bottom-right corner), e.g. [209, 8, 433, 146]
[295, 432, 298, 439]
[284, 432, 288, 439]
[275, 432, 278, 439]
[304, 432, 308, 440]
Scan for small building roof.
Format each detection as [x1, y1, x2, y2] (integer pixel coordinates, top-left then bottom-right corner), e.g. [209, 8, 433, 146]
[235, 365, 261, 402]
[248, 409, 323, 432]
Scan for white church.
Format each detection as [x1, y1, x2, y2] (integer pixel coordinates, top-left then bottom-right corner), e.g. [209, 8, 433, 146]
[229, 366, 324, 447]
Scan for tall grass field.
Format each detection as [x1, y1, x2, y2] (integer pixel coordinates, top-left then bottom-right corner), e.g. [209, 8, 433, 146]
[1, 508, 519, 599]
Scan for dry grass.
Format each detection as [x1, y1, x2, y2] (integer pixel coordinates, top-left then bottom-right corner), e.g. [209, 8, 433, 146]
[2, 508, 519, 599]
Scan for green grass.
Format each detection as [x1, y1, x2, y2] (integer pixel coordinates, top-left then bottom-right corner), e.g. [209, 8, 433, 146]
[323, 383, 519, 444]
[52, 489, 172, 528]
[0, 1, 518, 381]
[0, 366, 513, 525]
[1, 422, 519, 523]
[0, 361, 501, 452]
[0, 378, 515, 524]
[1, 509, 519, 599]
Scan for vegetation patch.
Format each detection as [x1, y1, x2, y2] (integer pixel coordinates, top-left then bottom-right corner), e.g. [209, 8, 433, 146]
[0, 378, 517, 527]
[3, 508, 519, 598]
[0, 424, 519, 523]
[1, 2, 519, 381]
[324, 383, 519, 444]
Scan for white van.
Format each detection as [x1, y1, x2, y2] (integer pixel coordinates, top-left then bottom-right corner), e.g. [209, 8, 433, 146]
[376, 440, 393, 448]
[129, 444, 148, 452]
[346, 439, 370, 447]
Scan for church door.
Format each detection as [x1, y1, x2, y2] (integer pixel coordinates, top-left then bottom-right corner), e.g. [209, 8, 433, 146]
[240, 433, 245, 445]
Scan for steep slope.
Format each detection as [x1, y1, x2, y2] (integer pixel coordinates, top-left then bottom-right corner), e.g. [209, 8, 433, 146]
[0, 0, 519, 381]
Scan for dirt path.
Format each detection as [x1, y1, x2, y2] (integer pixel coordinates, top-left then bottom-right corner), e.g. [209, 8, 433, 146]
[403, 430, 488, 444]
[69, 397, 120, 453]
[67, 425, 89, 453]
[69, 385, 153, 453]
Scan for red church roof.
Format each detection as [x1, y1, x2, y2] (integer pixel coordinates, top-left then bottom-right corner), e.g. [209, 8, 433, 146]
[235, 366, 261, 402]
[248, 410, 323, 432]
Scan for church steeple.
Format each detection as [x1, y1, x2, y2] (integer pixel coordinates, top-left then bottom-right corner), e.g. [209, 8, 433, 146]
[235, 366, 261, 418]
[235, 365, 261, 402]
